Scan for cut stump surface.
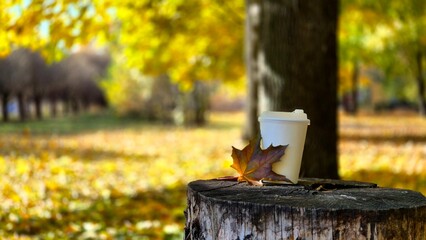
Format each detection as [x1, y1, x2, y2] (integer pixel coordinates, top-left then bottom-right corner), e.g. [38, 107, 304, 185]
[185, 178, 426, 240]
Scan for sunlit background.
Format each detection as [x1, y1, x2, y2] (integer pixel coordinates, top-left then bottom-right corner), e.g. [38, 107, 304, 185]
[0, 0, 425, 239]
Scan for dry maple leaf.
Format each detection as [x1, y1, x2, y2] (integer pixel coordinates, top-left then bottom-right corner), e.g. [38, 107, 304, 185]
[231, 137, 291, 186]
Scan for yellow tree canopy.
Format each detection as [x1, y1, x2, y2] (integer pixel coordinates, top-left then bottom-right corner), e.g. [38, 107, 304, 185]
[1, 0, 245, 88]
[339, 0, 426, 97]
[115, 0, 245, 88]
[1, 0, 112, 61]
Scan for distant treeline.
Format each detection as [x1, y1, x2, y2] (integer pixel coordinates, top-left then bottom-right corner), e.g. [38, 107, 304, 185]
[0, 48, 110, 122]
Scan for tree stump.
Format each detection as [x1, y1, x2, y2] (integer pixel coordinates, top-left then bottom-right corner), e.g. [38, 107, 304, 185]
[185, 178, 426, 240]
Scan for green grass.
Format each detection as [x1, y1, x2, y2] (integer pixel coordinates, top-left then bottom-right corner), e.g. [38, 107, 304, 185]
[0, 112, 148, 135]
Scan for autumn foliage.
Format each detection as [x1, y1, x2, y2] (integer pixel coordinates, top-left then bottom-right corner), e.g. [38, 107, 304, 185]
[231, 138, 291, 185]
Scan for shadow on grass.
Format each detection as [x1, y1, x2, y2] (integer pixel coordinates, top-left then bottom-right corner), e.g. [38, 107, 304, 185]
[343, 169, 426, 196]
[340, 134, 426, 143]
[0, 112, 151, 136]
[1, 185, 187, 239]
[0, 135, 157, 162]
[0, 111, 242, 136]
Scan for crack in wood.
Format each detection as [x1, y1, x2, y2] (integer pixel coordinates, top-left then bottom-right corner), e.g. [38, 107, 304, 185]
[197, 181, 241, 192]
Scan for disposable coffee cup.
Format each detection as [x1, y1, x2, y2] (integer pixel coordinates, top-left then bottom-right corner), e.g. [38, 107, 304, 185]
[258, 109, 310, 183]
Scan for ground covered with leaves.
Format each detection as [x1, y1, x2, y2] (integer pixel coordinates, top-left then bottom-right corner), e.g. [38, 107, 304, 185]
[0, 113, 241, 239]
[0, 111, 425, 239]
[339, 112, 426, 193]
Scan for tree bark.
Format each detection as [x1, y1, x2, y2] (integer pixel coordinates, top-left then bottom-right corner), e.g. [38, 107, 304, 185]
[71, 98, 80, 115]
[50, 97, 58, 118]
[350, 60, 360, 114]
[63, 94, 71, 116]
[2, 93, 9, 122]
[342, 60, 360, 115]
[17, 92, 27, 121]
[416, 51, 426, 116]
[34, 94, 43, 120]
[243, 0, 261, 140]
[185, 179, 426, 240]
[247, 1, 339, 178]
[192, 81, 209, 126]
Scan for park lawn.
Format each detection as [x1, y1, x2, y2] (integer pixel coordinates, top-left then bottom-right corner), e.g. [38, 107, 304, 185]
[0, 111, 425, 239]
[339, 112, 426, 193]
[0, 112, 241, 239]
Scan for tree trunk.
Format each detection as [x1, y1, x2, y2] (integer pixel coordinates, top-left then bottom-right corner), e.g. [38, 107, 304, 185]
[349, 60, 360, 114]
[17, 92, 27, 121]
[50, 97, 58, 118]
[192, 81, 209, 126]
[342, 61, 360, 114]
[71, 98, 80, 115]
[416, 51, 426, 116]
[342, 92, 352, 113]
[177, 81, 210, 126]
[243, 0, 261, 140]
[2, 93, 9, 122]
[63, 96, 71, 116]
[185, 179, 426, 240]
[248, 0, 339, 178]
[82, 98, 90, 112]
[34, 95, 43, 120]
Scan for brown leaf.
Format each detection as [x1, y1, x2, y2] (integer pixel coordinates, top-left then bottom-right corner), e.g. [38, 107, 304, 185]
[231, 137, 291, 185]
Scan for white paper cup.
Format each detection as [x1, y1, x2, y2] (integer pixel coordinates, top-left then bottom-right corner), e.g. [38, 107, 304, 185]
[258, 109, 310, 183]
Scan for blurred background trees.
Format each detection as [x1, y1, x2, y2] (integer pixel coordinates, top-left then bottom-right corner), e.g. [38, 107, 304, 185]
[339, 0, 426, 115]
[1, 0, 424, 123]
[1, 0, 245, 125]
[0, 48, 109, 121]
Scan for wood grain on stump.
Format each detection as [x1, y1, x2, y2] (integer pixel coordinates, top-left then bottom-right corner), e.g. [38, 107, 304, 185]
[185, 178, 426, 240]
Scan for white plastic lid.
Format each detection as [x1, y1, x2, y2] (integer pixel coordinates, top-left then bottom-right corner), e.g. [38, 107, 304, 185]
[258, 109, 310, 125]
